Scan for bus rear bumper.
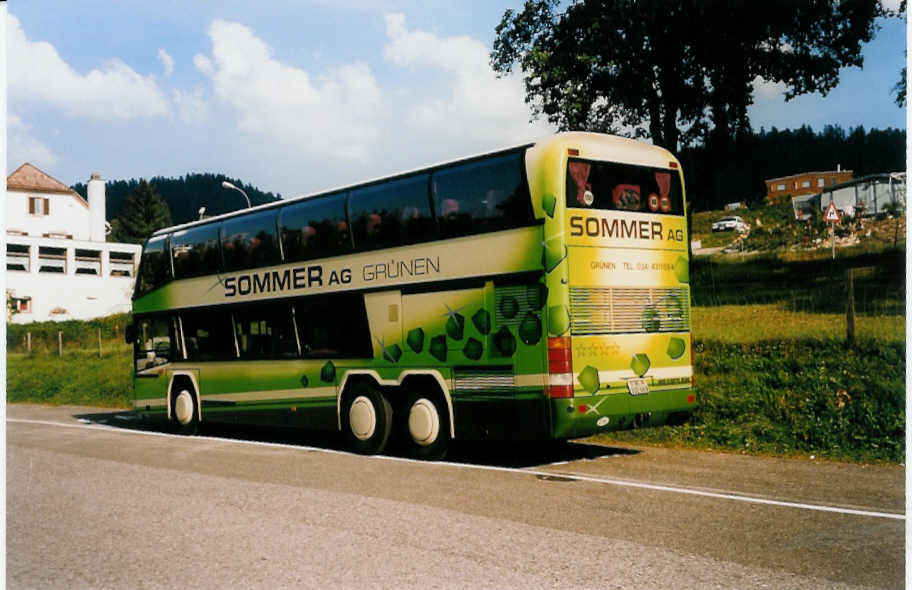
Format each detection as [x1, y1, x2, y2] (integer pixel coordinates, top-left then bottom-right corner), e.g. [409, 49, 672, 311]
[550, 388, 695, 440]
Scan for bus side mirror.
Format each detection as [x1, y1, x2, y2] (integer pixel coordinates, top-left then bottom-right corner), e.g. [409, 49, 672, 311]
[125, 323, 136, 345]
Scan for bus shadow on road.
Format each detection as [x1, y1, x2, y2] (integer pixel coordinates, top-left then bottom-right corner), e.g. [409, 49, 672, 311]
[73, 411, 641, 468]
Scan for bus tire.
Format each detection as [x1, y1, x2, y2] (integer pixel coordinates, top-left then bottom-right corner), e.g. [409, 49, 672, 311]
[170, 382, 199, 436]
[402, 390, 449, 461]
[342, 382, 392, 455]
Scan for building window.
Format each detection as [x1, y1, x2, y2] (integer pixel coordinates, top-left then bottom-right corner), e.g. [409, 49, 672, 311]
[28, 197, 50, 216]
[38, 246, 67, 273]
[818, 178, 825, 187]
[830, 177, 836, 185]
[777, 184, 786, 191]
[7, 244, 30, 272]
[109, 251, 135, 277]
[74, 249, 101, 275]
[13, 297, 32, 314]
[801, 180, 811, 188]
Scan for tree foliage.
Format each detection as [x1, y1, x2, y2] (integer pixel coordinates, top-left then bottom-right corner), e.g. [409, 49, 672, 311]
[112, 180, 172, 244]
[73, 173, 281, 227]
[491, 0, 885, 153]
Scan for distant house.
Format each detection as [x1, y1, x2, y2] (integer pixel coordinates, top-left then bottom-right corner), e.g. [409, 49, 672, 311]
[6, 163, 142, 324]
[790, 173, 906, 220]
[765, 169, 854, 205]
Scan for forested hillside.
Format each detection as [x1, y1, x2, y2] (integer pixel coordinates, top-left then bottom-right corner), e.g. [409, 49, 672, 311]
[72, 173, 281, 225]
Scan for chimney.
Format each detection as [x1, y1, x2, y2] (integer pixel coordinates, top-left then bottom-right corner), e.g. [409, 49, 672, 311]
[87, 172, 106, 242]
[837, 164, 841, 172]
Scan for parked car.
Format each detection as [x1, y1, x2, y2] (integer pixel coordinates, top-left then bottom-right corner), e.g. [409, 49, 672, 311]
[712, 216, 749, 233]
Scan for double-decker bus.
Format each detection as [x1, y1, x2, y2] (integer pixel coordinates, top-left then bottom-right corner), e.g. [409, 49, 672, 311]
[128, 132, 694, 459]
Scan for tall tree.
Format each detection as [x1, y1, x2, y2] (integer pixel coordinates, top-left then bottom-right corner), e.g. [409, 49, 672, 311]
[113, 180, 172, 244]
[491, 0, 884, 154]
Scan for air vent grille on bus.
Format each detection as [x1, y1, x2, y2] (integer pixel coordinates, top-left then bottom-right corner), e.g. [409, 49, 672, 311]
[494, 285, 542, 328]
[569, 286, 690, 335]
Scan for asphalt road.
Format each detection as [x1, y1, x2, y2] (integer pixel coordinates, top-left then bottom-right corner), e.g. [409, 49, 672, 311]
[7, 404, 905, 589]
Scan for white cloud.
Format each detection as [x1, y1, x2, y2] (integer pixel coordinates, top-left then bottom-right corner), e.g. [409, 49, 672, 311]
[194, 19, 382, 160]
[382, 13, 553, 145]
[173, 88, 208, 124]
[158, 49, 175, 76]
[7, 115, 59, 169]
[6, 13, 169, 120]
[752, 76, 788, 99]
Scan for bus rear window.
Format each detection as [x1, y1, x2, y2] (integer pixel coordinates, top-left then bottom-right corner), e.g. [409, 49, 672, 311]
[566, 158, 684, 215]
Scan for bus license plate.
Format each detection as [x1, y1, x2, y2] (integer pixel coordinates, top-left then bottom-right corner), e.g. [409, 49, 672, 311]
[627, 379, 649, 395]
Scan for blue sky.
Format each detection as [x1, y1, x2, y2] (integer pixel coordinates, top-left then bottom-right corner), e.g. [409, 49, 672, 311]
[6, 1, 907, 199]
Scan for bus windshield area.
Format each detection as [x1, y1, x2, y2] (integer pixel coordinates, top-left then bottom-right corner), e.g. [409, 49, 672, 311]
[566, 158, 684, 215]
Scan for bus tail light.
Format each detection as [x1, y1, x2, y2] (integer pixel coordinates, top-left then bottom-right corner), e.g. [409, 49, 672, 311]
[547, 337, 574, 398]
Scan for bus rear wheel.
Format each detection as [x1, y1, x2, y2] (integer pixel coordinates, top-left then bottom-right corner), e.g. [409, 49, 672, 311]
[402, 391, 449, 461]
[342, 382, 392, 455]
[170, 385, 199, 436]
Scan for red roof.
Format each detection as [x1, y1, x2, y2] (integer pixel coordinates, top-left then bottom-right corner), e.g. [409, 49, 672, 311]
[7, 163, 87, 207]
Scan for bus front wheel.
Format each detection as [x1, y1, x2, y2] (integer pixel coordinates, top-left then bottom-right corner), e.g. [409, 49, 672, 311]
[402, 391, 449, 461]
[170, 385, 199, 436]
[342, 382, 392, 455]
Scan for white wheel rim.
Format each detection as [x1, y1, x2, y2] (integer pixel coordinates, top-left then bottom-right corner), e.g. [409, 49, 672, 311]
[349, 396, 377, 441]
[408, 399, 440, 447]
[174, 390, 194, 425]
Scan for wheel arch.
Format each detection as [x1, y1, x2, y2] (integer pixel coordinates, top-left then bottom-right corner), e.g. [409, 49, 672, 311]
[166, 371, 201, 423]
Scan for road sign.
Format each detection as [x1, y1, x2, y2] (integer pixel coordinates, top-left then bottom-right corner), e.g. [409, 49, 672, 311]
[824, 202, 840, 223]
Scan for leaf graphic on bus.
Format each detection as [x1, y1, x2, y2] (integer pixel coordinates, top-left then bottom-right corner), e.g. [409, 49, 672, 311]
[429, 335, 447, 362]
[630, 354, 650, 377]
[518, 312, 542, 345]
[492, 327, 517, 357]
[674, 256, 689, 283]
[320, 361, 336, 383]
[542, 238, 567, 273]
[499, 295, 519, 319]
[463, 338, 483, 360]
[526, 283, 548, 310]
[578, 366, 600, 394]
[446, 313, 465, 340]
[471, 309, 491, 335]
[384, 344, 402, 363]
[667, 337, 686, 360]
[542, 193, 557, 218]
[407, 327, 424, 353]
[547, 305, 570, 337]
[299, 374, 309, 388]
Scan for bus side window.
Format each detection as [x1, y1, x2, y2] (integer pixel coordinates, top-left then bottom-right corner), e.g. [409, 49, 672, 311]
[134, 316, 174, 372]
[233, 304, 298, 360]
[279, 192, 351, 262]
[295, 293, 371, 358]
[221, 209, 282, 271]
[433, 150, 532, 238]
[181, 310, 237, 361]
[349, 174, 435, 250]
[171, 225, 222, 279]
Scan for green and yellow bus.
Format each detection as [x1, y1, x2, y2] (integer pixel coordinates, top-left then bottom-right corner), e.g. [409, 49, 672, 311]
[128, 132, 694, 459]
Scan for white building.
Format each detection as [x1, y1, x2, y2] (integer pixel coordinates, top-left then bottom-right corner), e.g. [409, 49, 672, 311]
[6, 163, 142, 324]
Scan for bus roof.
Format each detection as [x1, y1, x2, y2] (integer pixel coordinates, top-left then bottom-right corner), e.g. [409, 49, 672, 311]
[151, 132, 676, 238]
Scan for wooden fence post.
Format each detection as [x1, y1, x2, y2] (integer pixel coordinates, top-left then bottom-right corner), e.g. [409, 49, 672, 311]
[846, 269, 855, 349]
[98, 328, 103, 358]
[26, 332, 31, 353]
[58, 331, 63, 356]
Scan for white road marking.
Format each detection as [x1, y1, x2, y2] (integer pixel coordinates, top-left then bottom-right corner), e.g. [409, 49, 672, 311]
[8, 417, 904, 521]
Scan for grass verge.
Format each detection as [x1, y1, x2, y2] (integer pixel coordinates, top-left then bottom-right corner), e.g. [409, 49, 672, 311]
[7, 345, 133, 408]
[594, 338, 905, 463]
